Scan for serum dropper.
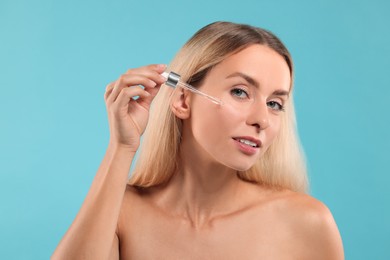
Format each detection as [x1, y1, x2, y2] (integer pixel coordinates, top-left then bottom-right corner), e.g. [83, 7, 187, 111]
[161, 71, 223, 105]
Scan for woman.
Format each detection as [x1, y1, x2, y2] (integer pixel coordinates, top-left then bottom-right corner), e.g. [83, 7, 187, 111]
[52, 21, 344, 259]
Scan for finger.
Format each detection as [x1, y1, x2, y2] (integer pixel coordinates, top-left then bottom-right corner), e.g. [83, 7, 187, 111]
[104, 82, 115, 101]
[108, 75, 158, 103]
[137, 84, 162, 108]
[125, 65, 167, 85]
[115, 85, 151, 109]
[126, 64, 166, 76]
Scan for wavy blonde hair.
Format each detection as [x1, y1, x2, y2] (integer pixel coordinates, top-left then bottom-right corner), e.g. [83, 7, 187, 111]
[129, 21, 308, 193]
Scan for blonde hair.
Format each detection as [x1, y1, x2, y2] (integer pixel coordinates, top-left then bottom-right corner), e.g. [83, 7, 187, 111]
[129, 21, 308, 193]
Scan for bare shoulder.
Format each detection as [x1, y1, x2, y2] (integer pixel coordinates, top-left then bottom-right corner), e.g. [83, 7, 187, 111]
[123, 184, 143, 199]
[120, 184, 165, 214]
[117, 185, 151, 228]
[262, 189, 345, 259]
[121, 184, 153, 207]
[273, 190, 334, 221]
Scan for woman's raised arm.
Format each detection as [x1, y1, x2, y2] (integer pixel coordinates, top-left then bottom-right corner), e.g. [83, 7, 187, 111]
[51, 64, 167, 259]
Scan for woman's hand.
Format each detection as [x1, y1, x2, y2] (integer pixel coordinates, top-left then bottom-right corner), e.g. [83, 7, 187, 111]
[104, 64, 166, 151]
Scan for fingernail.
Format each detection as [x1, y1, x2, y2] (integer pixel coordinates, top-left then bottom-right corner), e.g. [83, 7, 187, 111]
[160, 74, 167, 81]
[157, 64, 166, 69]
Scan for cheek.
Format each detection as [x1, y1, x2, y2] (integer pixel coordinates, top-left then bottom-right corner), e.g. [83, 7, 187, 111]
[197, 104, 245, 131]
[192, 101, 245, 136]
[216, 102, 246, 127]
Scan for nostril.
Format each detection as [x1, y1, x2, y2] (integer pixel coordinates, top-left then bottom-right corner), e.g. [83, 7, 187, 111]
[252, 123, 261, 129]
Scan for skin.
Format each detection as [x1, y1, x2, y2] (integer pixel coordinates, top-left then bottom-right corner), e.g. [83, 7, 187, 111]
[52, 45, 344, 260]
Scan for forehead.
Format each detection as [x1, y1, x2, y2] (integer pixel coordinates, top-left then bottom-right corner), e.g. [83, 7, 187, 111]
[207, 44, 291, 92]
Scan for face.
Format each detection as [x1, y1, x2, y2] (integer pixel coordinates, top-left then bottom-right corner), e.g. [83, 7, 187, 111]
[184, 44, 291, 171]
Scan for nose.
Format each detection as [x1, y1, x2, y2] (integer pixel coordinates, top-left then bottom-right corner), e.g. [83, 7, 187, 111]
[246, 101, 270, 131]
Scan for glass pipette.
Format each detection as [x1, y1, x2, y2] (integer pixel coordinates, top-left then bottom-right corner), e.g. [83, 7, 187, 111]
[161, 71, 223, 105]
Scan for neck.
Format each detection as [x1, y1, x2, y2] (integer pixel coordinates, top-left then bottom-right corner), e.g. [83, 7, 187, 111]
[153, 131, 249, 228]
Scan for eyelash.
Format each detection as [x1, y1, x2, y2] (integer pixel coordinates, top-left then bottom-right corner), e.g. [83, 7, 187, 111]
[230, 88, 248, 99]
[230, 87, 285, 112]
[268, 101, 285, 112]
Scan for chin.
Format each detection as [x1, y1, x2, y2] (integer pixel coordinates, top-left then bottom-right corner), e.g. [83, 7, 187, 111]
[213, 154, 259, 172]
[224, 161, 255, 172]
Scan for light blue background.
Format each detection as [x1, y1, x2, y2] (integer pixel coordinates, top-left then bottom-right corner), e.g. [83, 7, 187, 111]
[1, 0, 389, 259]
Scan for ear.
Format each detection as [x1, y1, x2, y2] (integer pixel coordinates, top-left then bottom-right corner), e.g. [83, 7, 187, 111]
[171, 88, 191, 119]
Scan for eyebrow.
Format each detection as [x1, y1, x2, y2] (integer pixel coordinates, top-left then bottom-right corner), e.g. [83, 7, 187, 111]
[226, 72, 290, 97]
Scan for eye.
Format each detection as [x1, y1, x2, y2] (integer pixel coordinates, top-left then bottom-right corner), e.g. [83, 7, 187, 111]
[267, 101, 285, 112]
[230, 88, 249, 99]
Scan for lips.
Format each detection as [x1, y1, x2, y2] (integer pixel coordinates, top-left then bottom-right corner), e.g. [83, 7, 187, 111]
[232, 136, 262, 148]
